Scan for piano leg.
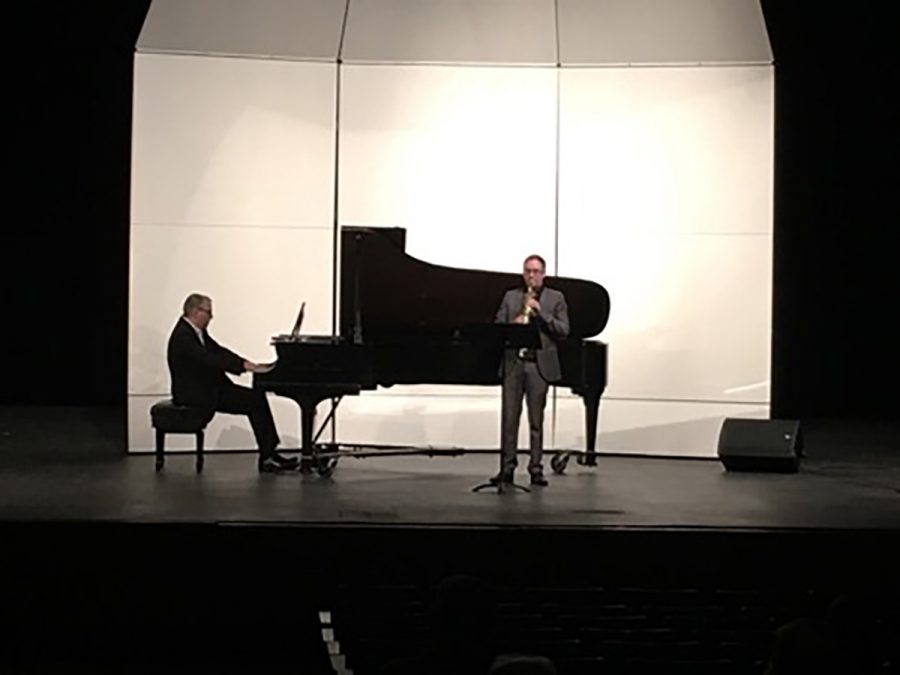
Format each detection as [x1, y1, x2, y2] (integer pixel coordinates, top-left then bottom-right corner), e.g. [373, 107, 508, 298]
[298, 397, 318, 473]
[581, 387, 603, 466]
[275, 388, 357, 475]
[277, 394, 321, 472]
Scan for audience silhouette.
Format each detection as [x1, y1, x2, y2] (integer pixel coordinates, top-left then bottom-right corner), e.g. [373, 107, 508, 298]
[379, 574, 559, 675]
[765, 591, 895, 674]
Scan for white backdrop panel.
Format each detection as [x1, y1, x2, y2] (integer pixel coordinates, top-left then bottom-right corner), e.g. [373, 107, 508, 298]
[137, 0, 346, 61]
[560, 233, 771, 402]
[132, 54, 336, 228]
[335, 389, 533, 449]
[339, 65, 558, 274]
[558, 65, 772, 409]
[554, 397, 769, 457]
[343, 0, 556, 65]
[335, 64, 558, 446]
[558, 0, 772, 65]
[128, 225, 333, 399]
[559, 66, 773, 236]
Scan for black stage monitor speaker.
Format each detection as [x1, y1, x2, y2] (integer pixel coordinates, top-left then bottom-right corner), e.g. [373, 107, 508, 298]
[718, 418, 803, 473]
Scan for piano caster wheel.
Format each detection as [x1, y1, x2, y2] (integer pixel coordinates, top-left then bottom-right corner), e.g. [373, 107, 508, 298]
[155, 460, 164, 472]
[577, 453, 597, 467]
[551, 453, 570, 475]
[316, 457, 338, 478]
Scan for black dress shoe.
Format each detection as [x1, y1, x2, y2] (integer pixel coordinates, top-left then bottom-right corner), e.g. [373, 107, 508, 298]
[258, 457, 282, 473]
[530, 474, 548, 487]
[258, 455, 297, 473]
[270, 453, 299, 468]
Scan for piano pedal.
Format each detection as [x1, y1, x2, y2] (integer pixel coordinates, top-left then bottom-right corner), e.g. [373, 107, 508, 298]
[316, 456, 339, 478]
[298, 453, 339, 478]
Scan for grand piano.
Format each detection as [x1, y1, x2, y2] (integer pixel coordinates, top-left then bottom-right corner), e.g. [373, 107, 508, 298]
[254, 226, 610, 475]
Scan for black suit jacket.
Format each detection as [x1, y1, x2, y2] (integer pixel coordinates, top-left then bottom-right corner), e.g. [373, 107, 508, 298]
[167, 317, 245, 410]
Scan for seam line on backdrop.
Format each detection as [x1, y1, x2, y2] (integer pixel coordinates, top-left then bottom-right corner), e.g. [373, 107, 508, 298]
[562, 61, 772, 69]
[136, 49, 335, 63]
[136, 52, 769, 70]
[328, 0, 352, 446]
[131, 223, 770, 237]
[555, 231, 771, 236]
[337, 61, 556, 68]
[551, 0, 562, 446]
[553, 0, 561, 70]
[602, 396, 769, 406]
[127, 393, 768, 406]
[332, 0, 351, 339]
[328, 61, 769, 69]
[132, 223, 333, 230]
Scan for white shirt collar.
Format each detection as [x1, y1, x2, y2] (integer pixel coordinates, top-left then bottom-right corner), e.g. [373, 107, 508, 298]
[182, 316, 205, 343]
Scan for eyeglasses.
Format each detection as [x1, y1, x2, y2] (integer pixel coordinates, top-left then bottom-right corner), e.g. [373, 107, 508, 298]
[197, 307, 212, 315]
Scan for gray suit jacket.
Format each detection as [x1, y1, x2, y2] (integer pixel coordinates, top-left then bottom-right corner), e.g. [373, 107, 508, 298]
[495, 286, 570, 382]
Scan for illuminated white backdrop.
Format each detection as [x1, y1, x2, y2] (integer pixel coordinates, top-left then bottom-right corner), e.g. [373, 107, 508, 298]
[129, 0, 772, 457]
[129, 51, 338, 453]
[555, 66, 773, 455]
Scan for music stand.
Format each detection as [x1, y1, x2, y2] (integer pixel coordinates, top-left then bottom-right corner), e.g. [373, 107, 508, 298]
[471, 323, 541, 494]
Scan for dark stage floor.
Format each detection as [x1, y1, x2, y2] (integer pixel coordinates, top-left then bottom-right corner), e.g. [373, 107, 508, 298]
[2, 407, 898, 675]
[1, 406, 897, 531]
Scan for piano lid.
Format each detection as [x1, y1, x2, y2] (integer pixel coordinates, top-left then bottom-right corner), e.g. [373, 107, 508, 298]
[339, 226, 610, 342]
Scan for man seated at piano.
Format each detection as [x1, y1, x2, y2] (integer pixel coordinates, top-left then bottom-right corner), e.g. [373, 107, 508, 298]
[493, 255, 569, 487]
[167, 293, 298, 473]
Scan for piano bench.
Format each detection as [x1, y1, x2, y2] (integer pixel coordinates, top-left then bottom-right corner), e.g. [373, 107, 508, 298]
[150, 400, 209, 473]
